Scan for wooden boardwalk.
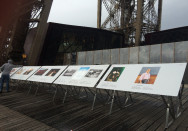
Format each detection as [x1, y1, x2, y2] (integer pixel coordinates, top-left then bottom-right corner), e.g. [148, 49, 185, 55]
[0, 104, 57, 131]
[0, 85, 188, 131]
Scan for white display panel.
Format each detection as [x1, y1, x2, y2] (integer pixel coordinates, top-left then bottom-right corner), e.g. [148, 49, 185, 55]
[11, 66, 41, 80]
[97, 63, 187, 96]
[28, 66, 67, 83]
[54, 65, 109, 87]
[10, 67, 22, 76]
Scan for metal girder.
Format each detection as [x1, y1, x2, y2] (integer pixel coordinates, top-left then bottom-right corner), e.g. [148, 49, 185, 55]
[0, 0, 45, 65]
[98, 0, 163, 46]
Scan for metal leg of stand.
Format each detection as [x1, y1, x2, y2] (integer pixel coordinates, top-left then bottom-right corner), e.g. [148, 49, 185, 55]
[27, 83, 32, 95]
[62, 87, 68, 104]
[116, 91, 124, 108]
[35, 84, 39, 96]
[109, 90, 116, 115]
[92, 89, 98, 110]
[73, 86, 79, 95]
[53, 86, 58, 102]
[16, 81, 21, 91]
[105, 90, 113, 104]
[124, 92, 133, 107]
[83, 87, 89, 98]
[161, 96, 176, 128]
[124, 92, 129, 105]
[176, 82, 184, 117]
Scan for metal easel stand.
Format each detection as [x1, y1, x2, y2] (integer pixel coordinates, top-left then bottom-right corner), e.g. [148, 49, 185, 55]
[62, 85, 73, 104]
[91, 88, 110, 110]
[22, 81, 31, 92]
[161, 81, 185, 129]
[10, 79, 19, 91]
[14, 80, 28, 92]
[62, 86, 85, 103]
[176, 81, 184, 118]
[27, 81, 34, 95]
[91, 89, 134, 114]
[161, 96, 176, 128]
[34, 82, 45, 96]
[109, 90, 133, 114]
[78, 87, 94, 100]
[11, 79, 21, 91]
[52, 84, 66, 102]
[27, 82, 43, 96]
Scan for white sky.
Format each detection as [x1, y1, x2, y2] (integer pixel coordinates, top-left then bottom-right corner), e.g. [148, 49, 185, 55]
[48, 0, 188, 30]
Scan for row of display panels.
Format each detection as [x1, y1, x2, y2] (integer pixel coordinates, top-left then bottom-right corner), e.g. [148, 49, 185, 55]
[3, 63, 187, 97]
[10, 65, 109, 88]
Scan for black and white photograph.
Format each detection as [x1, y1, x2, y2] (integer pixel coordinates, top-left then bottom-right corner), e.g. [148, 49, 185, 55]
[85, 69, 103, 78]
[63, 69, 77, 76]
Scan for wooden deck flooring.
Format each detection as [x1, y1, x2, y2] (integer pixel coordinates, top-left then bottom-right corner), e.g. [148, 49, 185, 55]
[0, 85, 188, 131]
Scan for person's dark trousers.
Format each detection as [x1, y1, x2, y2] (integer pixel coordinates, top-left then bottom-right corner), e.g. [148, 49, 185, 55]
[0, 74, 10, 92]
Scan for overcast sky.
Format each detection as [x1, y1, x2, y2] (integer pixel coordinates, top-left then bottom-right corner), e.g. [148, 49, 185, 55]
[48, 0, 188, 31]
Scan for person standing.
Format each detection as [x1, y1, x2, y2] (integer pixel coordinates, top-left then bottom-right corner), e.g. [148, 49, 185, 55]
[0, 60, 16, 93]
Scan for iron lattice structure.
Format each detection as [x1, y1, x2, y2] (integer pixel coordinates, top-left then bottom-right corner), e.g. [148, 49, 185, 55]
[0, 0, 44, 65]
[0, 0, 162, 65]
[97, 0, 162, 46]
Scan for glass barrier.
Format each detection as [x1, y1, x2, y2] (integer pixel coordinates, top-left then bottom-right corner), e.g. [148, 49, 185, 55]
[129, 47, 138, 64]
[150, 44, 161, 63]
[111, 49, 120, 64]
[139, 46, 149, 64]
[162, 43, 174, 63]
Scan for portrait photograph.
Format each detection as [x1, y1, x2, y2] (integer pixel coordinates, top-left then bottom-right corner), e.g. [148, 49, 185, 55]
[23, 68, 33, 75]
[34, 68, 48, 76]
[105, 67, 125, 82]
[85, 69, 103, 78]
[45, 69, 60, 76]
[134, 67, 160, 84]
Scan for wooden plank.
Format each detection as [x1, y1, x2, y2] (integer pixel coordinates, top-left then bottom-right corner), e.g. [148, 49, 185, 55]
[0, 105, 57, 131]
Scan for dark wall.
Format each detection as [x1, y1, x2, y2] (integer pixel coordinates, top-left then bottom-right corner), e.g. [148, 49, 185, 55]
[145, 26, 188, 45]
[38, 23, 124, 65]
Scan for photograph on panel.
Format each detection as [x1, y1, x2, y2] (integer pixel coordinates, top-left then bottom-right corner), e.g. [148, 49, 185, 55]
[105, 67, 125, 82]
[135, 67, 160, 84]
[23, 68, 34, 75]
[63, 69, 77, 76]
[16, 68, 24, 74]
[10, 68, 20, 75]
[34, 68, 48, 76]
[10, 68, 16, 73]
[45, 69, 60, 76]
[72, 67, 90, 79]
[85, 69, 103, 78]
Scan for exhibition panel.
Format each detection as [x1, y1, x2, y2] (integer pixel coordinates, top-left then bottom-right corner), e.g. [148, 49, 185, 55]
[11, 66, 41, 80]
[28, 66, 67, 83]
[97, 63, 187, 96]
[54, 65, 110, 87]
